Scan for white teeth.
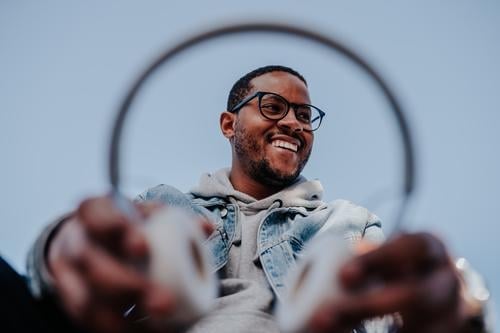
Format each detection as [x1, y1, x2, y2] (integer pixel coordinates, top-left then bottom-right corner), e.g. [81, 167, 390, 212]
[272, 140, 298, 152]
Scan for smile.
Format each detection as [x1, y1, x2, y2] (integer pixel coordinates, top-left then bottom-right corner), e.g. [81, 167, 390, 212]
[272, 140, 298, 152]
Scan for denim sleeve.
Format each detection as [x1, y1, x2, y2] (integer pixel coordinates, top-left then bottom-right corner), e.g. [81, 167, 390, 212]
[135, 184, 220, 226]
[362, 212, 386, 245]
[135, 184, 194, 211]
[318, 199, 386, 244]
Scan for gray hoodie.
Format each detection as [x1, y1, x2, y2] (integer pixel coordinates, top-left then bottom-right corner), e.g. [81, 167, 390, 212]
[186, 169, 326, 333]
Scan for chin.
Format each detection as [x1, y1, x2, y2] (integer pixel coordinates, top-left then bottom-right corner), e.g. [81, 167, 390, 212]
[272, 166, 299, 180]
[267, 156, 299, 174]
[257, 161, 301, 187]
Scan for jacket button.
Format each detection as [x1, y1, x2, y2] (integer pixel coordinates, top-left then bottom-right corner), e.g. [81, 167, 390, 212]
[220, 208, 228, 218]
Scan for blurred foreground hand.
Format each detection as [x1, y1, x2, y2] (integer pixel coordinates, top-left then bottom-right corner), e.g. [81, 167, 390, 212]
[48, 196, 212, 333]
[309, 233, 479, 333]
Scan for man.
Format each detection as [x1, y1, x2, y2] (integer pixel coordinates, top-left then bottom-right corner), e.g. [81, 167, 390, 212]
[7, 66, 483, 332]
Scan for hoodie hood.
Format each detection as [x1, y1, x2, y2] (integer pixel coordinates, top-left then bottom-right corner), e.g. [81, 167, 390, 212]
[189, 168, 325, 212]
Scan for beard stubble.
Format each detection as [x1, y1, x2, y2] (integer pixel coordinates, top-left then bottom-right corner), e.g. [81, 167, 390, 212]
[232, 121, 311, 188]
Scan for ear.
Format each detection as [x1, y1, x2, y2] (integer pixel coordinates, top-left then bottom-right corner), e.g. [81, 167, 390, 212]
[220, 111, 236, 139]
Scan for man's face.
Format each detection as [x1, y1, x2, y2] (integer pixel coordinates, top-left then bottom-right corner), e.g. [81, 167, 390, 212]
[231, 71, 314, 187]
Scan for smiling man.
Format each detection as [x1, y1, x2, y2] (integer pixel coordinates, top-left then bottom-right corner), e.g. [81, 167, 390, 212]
[223, 68, 316, 198]
[7, 65, 483, 333]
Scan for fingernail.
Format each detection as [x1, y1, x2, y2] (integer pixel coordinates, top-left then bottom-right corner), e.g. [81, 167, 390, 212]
[126, 230, 148, 258]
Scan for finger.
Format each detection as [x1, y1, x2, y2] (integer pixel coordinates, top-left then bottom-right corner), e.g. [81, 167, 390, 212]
[80, 302, 128, 333]
[319, 265, 459, 329]
[354, 240, 379, 255]
[199, 218, 216, 237]
[399, 267, 460, 330]
[75, 243, 176, 317]
[399, 307, 462, 333]
[51, 258, 89, 319]
[135, 201, 164, 220]
[77, 197, 148, 259]
[142, 282, 176, 318]
[78, 196, 130, 236]
[122, 226, 149, 260]
[308, 304, 352, 333]
[73, 243, 151, 306]
[341, 232, 448, 289]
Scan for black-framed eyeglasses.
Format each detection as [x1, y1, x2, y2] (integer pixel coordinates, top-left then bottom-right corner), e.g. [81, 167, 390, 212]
[229, 91, 326, 131]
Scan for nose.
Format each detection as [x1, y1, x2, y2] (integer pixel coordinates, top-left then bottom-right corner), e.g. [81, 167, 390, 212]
[276, 107, 303, 133]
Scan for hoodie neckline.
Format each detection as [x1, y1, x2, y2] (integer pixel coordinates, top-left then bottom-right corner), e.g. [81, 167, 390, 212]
[189, 168, 325, 211]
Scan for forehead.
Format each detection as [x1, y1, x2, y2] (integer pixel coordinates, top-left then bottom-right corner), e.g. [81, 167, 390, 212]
[249, 72, 310, 103]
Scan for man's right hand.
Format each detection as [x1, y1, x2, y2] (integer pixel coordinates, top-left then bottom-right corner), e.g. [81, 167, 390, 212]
[48, 196, 176, 333]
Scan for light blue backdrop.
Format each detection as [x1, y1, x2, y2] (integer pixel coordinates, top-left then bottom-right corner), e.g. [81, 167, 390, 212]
[1, 0, 499, 322]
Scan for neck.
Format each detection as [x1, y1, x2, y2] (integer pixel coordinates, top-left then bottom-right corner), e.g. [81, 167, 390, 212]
[229, 165, 284, 200]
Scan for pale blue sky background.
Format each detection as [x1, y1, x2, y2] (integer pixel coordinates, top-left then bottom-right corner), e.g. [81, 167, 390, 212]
[1, 0, 499, 321]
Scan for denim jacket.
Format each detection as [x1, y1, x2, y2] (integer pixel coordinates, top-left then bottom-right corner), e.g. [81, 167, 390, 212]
[136, 179, 384, 301]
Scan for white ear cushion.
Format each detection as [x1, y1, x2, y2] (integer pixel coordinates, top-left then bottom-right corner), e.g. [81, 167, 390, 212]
[276, 233, 352, 333]
[141, 207, 217, 325]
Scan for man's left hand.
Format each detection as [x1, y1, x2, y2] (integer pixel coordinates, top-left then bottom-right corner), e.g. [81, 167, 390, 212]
[309, 233, 473, 333]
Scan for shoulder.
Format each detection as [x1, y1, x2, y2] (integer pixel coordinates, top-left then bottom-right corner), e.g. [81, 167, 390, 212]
[319, 199, 384, 244]
[135, 184, 192, 209]
[136, 184, 223, 225]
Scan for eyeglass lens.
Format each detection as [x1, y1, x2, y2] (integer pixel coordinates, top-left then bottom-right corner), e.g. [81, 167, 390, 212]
[259, 93, 321, 131]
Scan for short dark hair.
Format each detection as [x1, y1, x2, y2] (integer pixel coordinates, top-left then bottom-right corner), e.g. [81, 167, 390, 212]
[226, 65, 307, 111]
